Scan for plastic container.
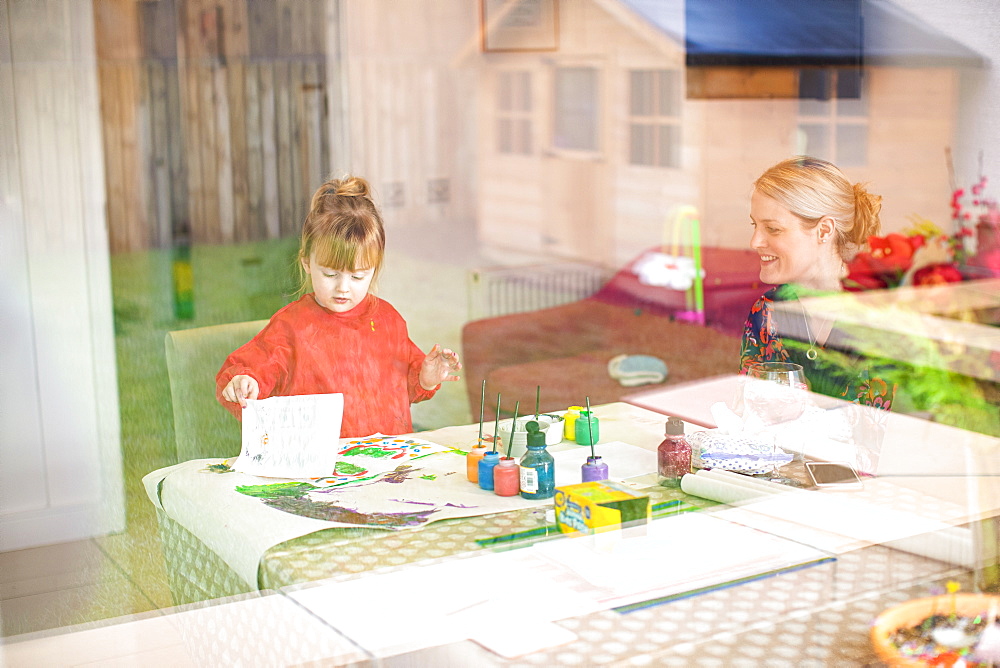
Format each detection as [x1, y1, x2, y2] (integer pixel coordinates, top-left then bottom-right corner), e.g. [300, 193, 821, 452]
[581, 455, 609, 482]
[466, 443, 488, 483]
[519, 421, 555, 499]
[493, 457, 519, 496]
[478, 451, 501, 491]
[563, 406, 584, 441]
[574, 410, 600, 446]
[657, 416, 691, 487]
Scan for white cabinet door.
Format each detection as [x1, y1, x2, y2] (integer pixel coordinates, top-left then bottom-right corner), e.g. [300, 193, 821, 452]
[0, 0, 124, 551]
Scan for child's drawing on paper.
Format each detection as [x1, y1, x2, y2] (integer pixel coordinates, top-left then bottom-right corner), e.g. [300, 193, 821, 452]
[232, 455, 497, 529]
[234, 393, 344, 479]
[338, 436, 449, 463]
[235, 465, 445, 527]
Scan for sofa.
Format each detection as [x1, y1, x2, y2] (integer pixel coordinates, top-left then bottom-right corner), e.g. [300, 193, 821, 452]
[462, 247, 769, 421]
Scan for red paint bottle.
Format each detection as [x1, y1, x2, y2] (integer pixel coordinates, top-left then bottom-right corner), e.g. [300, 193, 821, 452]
[493, 457, 519, 496]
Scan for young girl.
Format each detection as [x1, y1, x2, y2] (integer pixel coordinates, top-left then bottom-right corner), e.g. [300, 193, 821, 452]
[217, 175, 462, 437]
[741, 156, 896, 409]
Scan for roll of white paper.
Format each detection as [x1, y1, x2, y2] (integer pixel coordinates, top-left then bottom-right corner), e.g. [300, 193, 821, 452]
[680, 472, 775, 506]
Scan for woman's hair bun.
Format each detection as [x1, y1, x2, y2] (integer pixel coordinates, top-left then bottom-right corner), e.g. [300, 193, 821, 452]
[852, 182, 883, 245]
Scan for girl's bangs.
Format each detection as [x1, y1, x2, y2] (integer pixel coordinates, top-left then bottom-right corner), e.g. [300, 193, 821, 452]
[311, 235, 382, 272]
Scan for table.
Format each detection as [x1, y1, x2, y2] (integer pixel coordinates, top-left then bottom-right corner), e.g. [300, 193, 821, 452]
[144, 399, 1000, 664]
[148, 403, 696, 599]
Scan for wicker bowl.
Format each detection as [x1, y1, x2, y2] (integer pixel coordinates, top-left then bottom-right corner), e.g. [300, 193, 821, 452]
[871, 593, 1000, 666]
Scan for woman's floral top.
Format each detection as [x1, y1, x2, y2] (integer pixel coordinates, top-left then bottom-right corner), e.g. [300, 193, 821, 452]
[740, 285, 896, 410]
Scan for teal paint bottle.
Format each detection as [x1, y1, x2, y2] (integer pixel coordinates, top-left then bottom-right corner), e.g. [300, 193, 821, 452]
[519, 421, 555, 499]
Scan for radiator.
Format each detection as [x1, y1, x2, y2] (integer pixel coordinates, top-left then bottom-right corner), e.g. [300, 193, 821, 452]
[467, 262, 612, 320]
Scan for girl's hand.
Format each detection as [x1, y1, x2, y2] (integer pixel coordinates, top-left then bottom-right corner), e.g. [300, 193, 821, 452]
[222, 375, 259, 407]
[419, 344, 462, 390]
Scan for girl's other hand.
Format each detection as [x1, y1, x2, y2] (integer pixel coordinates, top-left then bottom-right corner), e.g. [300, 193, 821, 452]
[223, 375, 259, 407]
[419, 344, 462, 390]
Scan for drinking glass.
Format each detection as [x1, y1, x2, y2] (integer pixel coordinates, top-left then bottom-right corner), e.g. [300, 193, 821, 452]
[741, 361, 808, 486]
[742, 362, 808, 425]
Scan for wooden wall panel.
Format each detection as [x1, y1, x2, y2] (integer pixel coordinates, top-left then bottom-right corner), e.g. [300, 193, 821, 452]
[94, 0, 328, 249]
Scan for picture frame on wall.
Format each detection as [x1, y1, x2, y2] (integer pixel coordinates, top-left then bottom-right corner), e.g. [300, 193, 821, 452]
[481, 0, 559, 53]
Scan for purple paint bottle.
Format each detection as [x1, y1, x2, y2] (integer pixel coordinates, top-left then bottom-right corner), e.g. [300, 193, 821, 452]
[581, 455, 609, 482]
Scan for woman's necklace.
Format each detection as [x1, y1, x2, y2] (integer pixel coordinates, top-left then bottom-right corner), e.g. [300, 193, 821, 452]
[798, 298, 819, 360]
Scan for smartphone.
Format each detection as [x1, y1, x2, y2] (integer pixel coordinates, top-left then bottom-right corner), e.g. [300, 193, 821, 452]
[806, 461, 863, 490]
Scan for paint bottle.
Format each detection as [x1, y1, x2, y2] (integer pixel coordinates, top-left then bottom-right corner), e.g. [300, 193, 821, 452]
[657, 416, 691, 488]
[467, 443, 488, 483]
[519, 421, 555, 499]
[581, 455, 609, 482]
[563, 406, 584, 441]
[493, 457, 519, 496]
[575, 410, 600, 446]
[478, 451, 501, 491]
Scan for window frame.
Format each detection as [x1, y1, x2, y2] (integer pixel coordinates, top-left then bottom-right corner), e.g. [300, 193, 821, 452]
[795, 67, 869, 167]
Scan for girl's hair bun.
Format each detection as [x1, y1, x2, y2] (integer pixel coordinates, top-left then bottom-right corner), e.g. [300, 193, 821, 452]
[331, 175, 371, 199]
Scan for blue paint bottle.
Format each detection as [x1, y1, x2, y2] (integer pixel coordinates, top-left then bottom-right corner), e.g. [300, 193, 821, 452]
[519, 421, 555, 499]
[478, 451, 501, 491]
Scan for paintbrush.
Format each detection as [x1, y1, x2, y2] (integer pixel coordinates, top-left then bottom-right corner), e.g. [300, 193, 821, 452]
[586, 396, 596, 458]
[492, 393, 501, 453]
[507, 401, 520, 459]
[477, 379, 486, 446]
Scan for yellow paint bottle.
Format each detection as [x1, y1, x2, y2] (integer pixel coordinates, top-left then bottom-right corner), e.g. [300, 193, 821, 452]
[563, 406, 584, 441]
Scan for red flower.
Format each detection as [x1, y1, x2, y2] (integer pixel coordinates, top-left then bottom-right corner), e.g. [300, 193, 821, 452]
[868, 233, 917, 271]
[842, 265, 890, 291]
[911, 263, 964, 286]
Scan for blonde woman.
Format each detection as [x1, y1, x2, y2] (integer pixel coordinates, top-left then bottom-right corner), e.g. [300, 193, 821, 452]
[741, 156, 895, 409]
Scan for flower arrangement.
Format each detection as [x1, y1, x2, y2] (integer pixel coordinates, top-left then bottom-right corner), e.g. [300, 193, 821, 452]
[843, 219, 963, 291]
[844, 168, 1000, 291]
[956, 173, 1000, 276]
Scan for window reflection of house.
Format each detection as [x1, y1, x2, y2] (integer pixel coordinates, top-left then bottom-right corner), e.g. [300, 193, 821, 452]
[497, 71, 533, 154]
[553, 66, 600, 152]
[628, 69, 682, 168]
[797, 67, 870, 167]
[471, 0, 982, 265]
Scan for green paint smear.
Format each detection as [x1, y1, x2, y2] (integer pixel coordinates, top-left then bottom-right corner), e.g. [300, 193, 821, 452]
[236, 482, 316, 499]
[261, 496, 438, 527]
[341, 445, 397, 458]
[419, 474, 437, 480]
[334, 461, 367, 475]
[205, 462, 233, 474]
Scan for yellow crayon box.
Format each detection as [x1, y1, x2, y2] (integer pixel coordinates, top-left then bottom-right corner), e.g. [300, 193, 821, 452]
[553, 481, 651, 534]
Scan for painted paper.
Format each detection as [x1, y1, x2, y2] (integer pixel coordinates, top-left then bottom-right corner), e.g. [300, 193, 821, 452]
[235, 393, 344, 478]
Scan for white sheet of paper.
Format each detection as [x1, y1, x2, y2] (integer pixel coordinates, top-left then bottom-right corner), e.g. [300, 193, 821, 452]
[551, 441, 657, 487]
[235, 393, 343, 478]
